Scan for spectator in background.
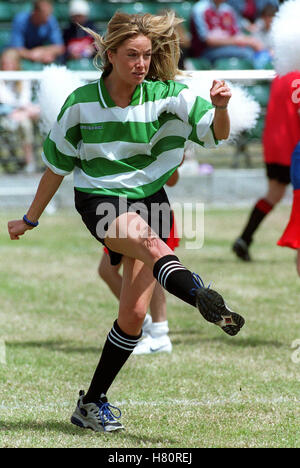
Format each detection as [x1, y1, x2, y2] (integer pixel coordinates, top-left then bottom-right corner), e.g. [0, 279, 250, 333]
[227, 0, 279, 26]
[190, 0, 265, 65]
[0, 49, 40, 173]
[252, 3, 277, 52]
[63, 0, 96, 63]
[5, 0, 64, 65]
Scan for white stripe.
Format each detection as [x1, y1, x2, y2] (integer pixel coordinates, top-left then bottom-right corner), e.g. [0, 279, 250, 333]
[157, 260, 182, 283]
[160, 265, 186, 288]
[79, 141, 152, 162]
[138, 83, 143, 106]
[107, 334, 137, 352]
[73, 147, 184, 190]
[157, 261, 181, 283]
[163, 266, 187, 289]
[58, 84, 214, 130]
[110, 326, 140, 346]
[98, 79, 107, 108]
[78, 119, 190, 162]
[59, 95, 182, 126]
[50, 122, 79, 157]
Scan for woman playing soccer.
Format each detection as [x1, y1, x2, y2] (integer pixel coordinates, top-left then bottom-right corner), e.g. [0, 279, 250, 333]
[99, 169, 181, 355]
[8, 11, 244, 432]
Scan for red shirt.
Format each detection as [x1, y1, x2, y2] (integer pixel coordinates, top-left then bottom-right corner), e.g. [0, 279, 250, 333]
[190, 0, 239, 57]
[203, 7, 238, 36]
[263, 72, 300, 166]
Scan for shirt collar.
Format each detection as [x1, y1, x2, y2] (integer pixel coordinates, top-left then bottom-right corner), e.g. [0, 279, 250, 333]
[98, 76, 143, 108]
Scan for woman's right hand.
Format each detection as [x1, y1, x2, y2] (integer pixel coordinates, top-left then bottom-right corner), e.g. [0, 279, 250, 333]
[7, 219, 33, 240]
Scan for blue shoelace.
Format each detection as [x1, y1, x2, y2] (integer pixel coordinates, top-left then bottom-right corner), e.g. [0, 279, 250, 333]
[190, 273, 211, 296]
[99, 401, 122, 431]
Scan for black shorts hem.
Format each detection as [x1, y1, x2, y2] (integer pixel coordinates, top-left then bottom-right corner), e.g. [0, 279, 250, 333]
[265, 163, 291, 185]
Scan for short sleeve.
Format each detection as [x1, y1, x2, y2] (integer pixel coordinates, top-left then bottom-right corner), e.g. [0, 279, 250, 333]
[42, 102, 81, 176]
[168, 86, 219, 149]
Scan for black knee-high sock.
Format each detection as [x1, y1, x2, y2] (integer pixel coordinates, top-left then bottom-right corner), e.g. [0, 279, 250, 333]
[240, 198, 274, 245]
[83, 320, 141, 403]
[153, 255, 199, 307]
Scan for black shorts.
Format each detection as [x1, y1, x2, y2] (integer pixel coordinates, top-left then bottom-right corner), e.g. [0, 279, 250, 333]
[265, 163, 291, 185]
[74, 188, 173, 265]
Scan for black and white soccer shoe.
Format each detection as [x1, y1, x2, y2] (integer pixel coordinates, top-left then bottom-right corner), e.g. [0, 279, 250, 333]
[191, 275, 245, 336]
[195, 288, 245, 336]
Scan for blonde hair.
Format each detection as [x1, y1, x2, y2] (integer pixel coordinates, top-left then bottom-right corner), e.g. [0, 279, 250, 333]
[82, 11, 183, 81]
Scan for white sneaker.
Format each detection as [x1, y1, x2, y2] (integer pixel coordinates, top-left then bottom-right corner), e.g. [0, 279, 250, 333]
[71, 390, 124, 432]
[133, 334, 172, 355]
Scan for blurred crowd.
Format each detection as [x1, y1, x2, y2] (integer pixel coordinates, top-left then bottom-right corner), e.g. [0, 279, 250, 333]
[0, 0, 284, 173]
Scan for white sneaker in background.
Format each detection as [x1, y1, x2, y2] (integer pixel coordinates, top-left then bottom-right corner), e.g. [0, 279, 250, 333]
[133, 334, 172, 355]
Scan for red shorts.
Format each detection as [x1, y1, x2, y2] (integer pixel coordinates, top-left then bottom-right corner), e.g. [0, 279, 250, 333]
[277, 189, 300, 250]
[103, 211, 180, 256]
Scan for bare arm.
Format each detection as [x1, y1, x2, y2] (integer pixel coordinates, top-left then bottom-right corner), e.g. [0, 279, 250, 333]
[8, 168, 64, 240]
[210, 80, 232, 140]
[16, 45, 65, 63]
[206, 34, 263, 51]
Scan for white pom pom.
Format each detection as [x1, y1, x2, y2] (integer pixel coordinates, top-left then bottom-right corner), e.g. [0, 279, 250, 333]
[37, 64, 85, 135]
[226, 81, 260, 141]
[271, 0, 300, 76]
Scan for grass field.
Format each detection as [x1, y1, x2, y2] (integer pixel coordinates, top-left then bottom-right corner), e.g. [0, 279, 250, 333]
[0, 205, 299, 448]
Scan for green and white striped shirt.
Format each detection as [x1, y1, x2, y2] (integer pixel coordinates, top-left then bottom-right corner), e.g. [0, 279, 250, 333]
[42, 76, 218, 199]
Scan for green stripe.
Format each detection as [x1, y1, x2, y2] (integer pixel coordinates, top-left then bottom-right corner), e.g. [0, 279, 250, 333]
[75, 135, 185, 177]
[58, 79, 187, 121]
[65, 123, 82, 148]
[188, 126, 205, 146]
[151, 135, 185, 157]
[187, 98, 215, 146]
[79, 112, 181, 145]
[75, 168, 177, 199]
[80, 121, 155, 144]
[188, 123, 218, 146]
[143, 79, 187, 103]
[58, 81, 100, 121]
[43, 136, 76, 172]
[188, 96, 213, 126]
[76, 153, 154, 177]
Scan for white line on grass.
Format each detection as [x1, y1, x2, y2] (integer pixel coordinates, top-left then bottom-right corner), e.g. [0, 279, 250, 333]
[1, 396, 299, 411]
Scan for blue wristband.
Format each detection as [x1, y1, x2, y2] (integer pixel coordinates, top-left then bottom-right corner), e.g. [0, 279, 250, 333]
[23, 214, 39, 227]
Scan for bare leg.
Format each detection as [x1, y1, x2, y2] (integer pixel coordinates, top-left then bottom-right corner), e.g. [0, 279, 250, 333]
[98, 250, 167, 333]
[105, 212, 174, 269]
[98, 253, 122, 299]
[265, 179, 287, 205]
[149, 283, 167, 322]
[118, 256, 157, 335]
[106, 211, 244, 336]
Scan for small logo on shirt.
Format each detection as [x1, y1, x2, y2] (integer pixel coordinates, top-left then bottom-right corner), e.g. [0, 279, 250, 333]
[80, 124, 103, 130]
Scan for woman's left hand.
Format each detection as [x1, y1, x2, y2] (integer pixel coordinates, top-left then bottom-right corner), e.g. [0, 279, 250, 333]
[210, 80, 232, 108]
